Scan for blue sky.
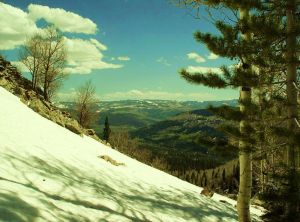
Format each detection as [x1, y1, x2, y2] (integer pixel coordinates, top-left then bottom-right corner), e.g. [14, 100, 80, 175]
[0, 0, 237, 101]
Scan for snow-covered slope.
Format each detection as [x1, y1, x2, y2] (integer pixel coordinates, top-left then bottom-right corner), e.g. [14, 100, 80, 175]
[0, 87, 263, 222]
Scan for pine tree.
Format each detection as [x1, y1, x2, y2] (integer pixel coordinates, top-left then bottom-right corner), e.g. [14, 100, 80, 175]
[103, 116, 111, 143]
[176, 1, 300, 220]
[251, 1, 300, 220]
[178, 1, 264, 221]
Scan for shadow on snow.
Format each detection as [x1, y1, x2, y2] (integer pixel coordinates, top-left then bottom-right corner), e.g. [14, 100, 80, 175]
[0, 150, 238, 222]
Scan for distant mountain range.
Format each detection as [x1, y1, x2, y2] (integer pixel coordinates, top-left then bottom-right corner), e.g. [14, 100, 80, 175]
[57, 99, 238, 131]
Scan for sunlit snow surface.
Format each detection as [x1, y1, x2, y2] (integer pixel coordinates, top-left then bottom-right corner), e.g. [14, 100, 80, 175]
[0, 87, 263, 222]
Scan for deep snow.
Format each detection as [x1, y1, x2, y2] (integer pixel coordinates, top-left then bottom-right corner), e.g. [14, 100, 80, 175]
[0, 87, 263, 222]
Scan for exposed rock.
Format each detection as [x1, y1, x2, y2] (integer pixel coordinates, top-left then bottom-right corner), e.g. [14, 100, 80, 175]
[40, 112, 50, 120]
[86, 128, 96, 136]
[65, 121, 82, 135]
[251, 195, 264, 206]
[102, 142, 111, 147]
[56, 120, 65, 127]
[219, 199, 231, 204]
[62, 111, 71, 118]
[99, 155, 125, 166]
[200, 187, 214, 198]
[227, 193, 237, 200]
[13, 86, 24, 96]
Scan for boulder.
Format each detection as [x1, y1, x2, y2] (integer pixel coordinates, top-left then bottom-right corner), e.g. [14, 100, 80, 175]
[251, 196, 264, 206]
[86, 128, 96, 136]
[227, 193, 237, 200]
[62, 111, 71, 118]
[99, 155, 125, 166]
[65, 121, 82, 135]
[200, 188, 214, 198]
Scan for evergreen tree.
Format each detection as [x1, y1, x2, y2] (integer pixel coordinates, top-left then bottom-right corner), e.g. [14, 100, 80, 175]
[249, 1, 300, 220]
[177, 0, 300, 220]
[174, 1, 300, 220]
[178, 1, 264, 221]
[103, 116, 111, 142]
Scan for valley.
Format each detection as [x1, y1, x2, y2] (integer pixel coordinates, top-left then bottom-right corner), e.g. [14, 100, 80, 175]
[58, 99, 238, 191]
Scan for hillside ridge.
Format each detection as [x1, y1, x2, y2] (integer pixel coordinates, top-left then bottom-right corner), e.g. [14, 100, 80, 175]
[0, 56, 102, 142]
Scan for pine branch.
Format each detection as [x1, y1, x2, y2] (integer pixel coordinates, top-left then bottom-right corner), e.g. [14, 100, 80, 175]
[180, 69, 228, 88]
[208, 105, 244, 121]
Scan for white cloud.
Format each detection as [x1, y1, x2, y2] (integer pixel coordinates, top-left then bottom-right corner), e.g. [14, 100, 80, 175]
[11, 61, 30, 73]
[117, 56, 130, 61]
[56, 87, 102, 102]
[0, 3, 122, 74]
[186, 66, 222, 74]
[156, 57, 171, 66]
[90, 38, 107, 51]
[101, 89, 216, 101]
[187, 52, 206, 63]
[57, 89, 236, 102]
[64, 38, 122, 74]
[55, 89, 77, 102]
[28, 4, 97, 34]
[207, 52, 219, 60]
[0, 3, 39, 50]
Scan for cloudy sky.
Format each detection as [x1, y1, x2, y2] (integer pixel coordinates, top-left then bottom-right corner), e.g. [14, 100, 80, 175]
[0, 0, 237, 101]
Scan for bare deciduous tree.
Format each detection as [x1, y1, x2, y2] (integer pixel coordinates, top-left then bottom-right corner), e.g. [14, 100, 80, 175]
[75, 80, 99, 128]
[40, 26, 67, 101]
[19, 35, 44, 89]
[19, 26, 68, 101]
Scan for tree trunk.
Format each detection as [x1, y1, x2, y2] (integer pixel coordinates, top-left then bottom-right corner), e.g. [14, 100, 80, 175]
[286, 0, 298, 216]
[237, 88, 252, 222]
[43, 80, 49, 101]
[32, 71, 36, 89]
[286, 0, 297, 169]
[237, 8, 252, 222]
[256, 73, 266, 192]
